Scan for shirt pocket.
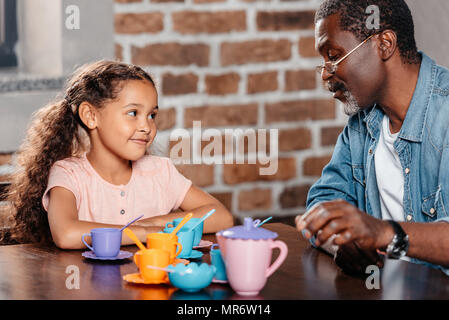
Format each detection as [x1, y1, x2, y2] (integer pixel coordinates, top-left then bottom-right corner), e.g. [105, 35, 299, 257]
[352, 165, 366, 188]
[422, 186, 447, 220]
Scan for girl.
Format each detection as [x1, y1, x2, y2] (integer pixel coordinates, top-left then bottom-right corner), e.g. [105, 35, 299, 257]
[3, 60, 234, 249]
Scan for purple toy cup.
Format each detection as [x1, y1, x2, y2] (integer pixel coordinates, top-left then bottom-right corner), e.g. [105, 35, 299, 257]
[82, 228, 122, 258]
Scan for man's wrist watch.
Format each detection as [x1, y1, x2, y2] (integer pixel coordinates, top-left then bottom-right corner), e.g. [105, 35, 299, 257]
[385, 220, 409, 259]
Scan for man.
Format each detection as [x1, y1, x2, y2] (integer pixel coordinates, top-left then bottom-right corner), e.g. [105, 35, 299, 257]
[296, 0, 449, 276]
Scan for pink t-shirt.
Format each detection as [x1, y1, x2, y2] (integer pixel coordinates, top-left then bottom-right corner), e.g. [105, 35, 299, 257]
[42, 153, 192, 225]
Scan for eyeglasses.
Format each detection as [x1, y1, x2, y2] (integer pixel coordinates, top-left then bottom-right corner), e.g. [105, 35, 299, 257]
[316, 34, 377, 75]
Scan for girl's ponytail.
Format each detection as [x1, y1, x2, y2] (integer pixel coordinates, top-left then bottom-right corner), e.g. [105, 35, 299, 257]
[3, 98, 84, 244]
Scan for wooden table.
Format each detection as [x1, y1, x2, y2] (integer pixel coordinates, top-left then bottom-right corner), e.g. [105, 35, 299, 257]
[0, 223, 448, 300]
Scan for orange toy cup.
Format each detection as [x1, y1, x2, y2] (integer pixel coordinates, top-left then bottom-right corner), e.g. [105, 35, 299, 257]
[134, 249, 170, 282]
[146, 232, 182, 263]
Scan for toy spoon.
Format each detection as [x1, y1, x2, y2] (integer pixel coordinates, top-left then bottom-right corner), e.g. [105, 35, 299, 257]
[255, 216, 272, 228]
[119, 214, 144, 232]
[170, 212, 193, 238]
[123, 228, 146, 251]
[146, 265, 191, 276]
[186, 209, 216, 232]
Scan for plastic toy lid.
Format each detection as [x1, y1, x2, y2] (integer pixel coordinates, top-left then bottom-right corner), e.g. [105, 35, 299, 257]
[217, 217, 278, 240]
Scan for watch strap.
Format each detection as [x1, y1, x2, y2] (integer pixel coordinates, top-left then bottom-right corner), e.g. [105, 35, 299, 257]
[385, 220, 409, 259]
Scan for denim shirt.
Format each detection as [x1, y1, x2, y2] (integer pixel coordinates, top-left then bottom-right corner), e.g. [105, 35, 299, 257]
[306, 52, 449, 275]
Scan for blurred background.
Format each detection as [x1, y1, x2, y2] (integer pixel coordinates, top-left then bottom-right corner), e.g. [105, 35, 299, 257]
[0, 0, 448, 229]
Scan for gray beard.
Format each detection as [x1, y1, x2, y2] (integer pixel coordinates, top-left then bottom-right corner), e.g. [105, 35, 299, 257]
[342, 90, 361, 116]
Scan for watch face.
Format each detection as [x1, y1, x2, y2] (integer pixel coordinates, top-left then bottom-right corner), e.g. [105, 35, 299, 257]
[386, 221, 409, 259]
[387, 234, 409, 259]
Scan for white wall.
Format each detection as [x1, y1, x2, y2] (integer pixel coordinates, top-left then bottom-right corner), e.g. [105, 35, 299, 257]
[406, 0, 449, 68]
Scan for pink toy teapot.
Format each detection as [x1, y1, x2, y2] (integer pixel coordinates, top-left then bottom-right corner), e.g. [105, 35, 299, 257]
[216, 217, 288, 296]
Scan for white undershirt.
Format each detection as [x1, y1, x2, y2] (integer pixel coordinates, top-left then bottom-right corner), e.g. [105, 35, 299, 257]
[375, 115, 405, 222]
[319, 115, 409, 261]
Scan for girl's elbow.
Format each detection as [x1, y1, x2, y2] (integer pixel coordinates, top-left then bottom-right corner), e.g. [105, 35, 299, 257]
[52, 229, 82, 250]
[221, 210, 235, 229]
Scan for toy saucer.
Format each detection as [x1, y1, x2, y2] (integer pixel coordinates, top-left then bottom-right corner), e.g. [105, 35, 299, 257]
[123, 273, 169, 285]
[193, 240, 213, 249]
[178, 249, 203, 260]
[82, 250, 133, 260]
[212, 278, 228, 284]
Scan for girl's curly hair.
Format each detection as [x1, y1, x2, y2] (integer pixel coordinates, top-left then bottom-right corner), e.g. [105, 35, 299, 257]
[2, 60, 154, 244]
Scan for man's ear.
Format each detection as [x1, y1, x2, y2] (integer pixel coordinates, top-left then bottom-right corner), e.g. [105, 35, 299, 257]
[377, 30, 397, 61]
[78, 102, 98, 129]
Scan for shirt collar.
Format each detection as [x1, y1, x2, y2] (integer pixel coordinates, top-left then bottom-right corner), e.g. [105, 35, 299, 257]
[362, 52, 436, 143]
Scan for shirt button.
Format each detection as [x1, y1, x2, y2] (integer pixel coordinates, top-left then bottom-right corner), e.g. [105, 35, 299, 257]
[368, 149, 373, 155]
[405, 168, 410, 174]
[120, 191, 125, 197]
[406, 214, 413, 221]
[430, 208, 436, 214]
[120, 209, 125, 215]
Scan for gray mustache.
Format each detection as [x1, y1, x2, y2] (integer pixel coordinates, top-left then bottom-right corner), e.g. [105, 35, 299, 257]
[328, 82, 346, 93]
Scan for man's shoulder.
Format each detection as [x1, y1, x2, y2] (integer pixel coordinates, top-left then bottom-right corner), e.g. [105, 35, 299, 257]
[433, 62, 449, 94]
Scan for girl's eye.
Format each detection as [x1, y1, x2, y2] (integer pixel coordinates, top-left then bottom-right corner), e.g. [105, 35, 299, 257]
[149, 113, 157, 120]
[127, 110, 137, 117]
[328, 54, 338, 62]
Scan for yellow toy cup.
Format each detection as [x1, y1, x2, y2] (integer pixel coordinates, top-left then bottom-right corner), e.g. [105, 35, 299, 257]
[146, 232, 182, 263]
[134, 249, 170, 282]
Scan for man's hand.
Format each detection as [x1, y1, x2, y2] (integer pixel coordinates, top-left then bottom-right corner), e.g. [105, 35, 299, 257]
[334, 242, 385, 276]
[296, 199, 394, 252]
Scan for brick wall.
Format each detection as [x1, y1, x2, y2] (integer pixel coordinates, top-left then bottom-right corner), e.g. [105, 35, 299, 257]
[113, 0, 348, 220]
[0, 0, 348, 223]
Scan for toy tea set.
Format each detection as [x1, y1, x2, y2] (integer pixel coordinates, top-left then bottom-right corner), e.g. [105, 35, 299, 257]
[81, 210, 288, 296]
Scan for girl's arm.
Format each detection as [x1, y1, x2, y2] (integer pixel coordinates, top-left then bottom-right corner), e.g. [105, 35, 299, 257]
[136, 185, 234, 233]
[47, 186, 160, 249]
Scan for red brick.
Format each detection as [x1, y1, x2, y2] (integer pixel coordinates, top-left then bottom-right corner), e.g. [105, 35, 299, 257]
[115, 13, 163, 34]
[238, 188, 272, 211]
[151, 0, 183, 3]
[265, 100, 335, 123]
[184, 104, 258, 128]
[205, 73, 240, 95]
[221, 39, 291, 66]
[321, 126, 344, 146]
[256, 11, 315, 31]
[115, 0, 142, 3]
[285, 70, 316, 92]
[115, 43, 123, 61]
[0, 154, 12, 166]
[175, 164, 214, 187]
[223, 158, 296, 184]
[299, 36, 319, 57]
[199, 131, 271, 157]
[162, 73, 198, 95]
[279, 128, 312, 151]
[169, 137, 197, 160]
[247, 71, 278, 94]
[155, 108, 176, 130]
[131, 43, 209, 67]
[210, 192, 232, 211]
[303, 155, 332, 176]
[172, 11, 246, 34]
[279, 185, 311, 209]
[169, 133, 265, 160]
[193, 0, 224, 3]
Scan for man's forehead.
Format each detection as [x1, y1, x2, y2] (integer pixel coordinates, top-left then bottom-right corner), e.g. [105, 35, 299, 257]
[314, 14, 360, 52]
[314, 14, 340, 51]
